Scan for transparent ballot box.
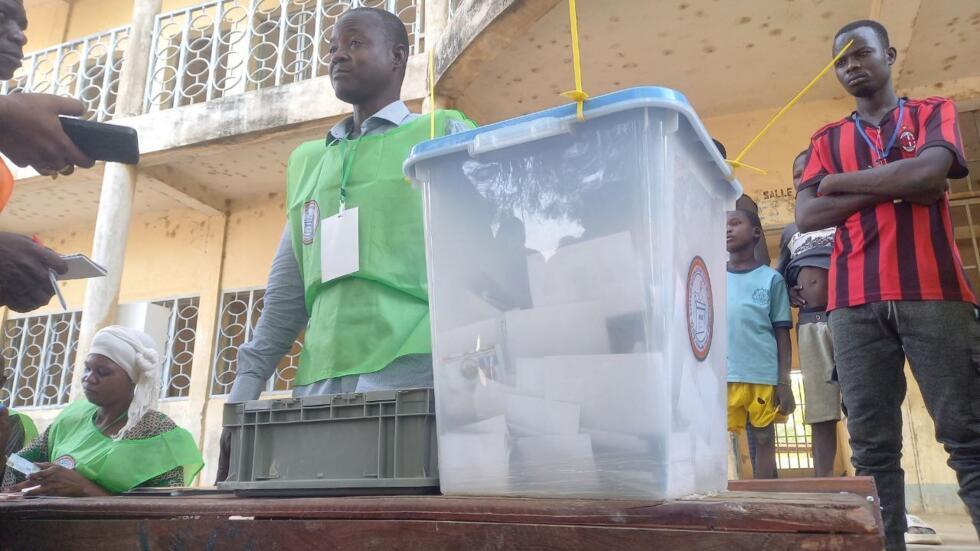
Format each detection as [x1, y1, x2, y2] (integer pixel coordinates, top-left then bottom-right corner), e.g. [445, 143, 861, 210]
[404, 87, 741, 498]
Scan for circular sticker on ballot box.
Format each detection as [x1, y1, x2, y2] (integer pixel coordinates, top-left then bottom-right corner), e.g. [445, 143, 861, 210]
[686, 256, 713, 362]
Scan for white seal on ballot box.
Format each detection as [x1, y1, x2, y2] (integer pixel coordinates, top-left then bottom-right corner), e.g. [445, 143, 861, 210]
[686, 256, 713, 362]
[302, 200, 320, 245]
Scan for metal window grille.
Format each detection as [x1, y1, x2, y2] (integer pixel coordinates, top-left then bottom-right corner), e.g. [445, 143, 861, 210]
[145, 0, 423, 113]
[774, 371, 814, 472]
[0, 312, 81, 409]
[210, 288, 302, 396]
[0, 27, 129, 122]
[950, 202, 980, 296]
[153, 297, 201, 399]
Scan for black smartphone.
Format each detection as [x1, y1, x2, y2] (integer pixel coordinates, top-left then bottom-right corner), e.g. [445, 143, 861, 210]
[58, 116, 140, 165]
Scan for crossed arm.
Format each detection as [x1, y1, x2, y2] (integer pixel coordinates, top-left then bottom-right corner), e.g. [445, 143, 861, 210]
[795, 147, 954, 232]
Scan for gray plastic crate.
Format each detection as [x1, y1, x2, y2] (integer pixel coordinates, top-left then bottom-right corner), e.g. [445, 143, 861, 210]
[218, 388, 439, 496]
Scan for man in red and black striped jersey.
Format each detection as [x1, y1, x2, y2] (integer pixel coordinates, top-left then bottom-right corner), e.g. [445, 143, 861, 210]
[795, 20, 979, 550]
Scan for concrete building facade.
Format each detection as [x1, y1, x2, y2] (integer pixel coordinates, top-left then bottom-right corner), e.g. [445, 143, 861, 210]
[1, 0, 978, 514]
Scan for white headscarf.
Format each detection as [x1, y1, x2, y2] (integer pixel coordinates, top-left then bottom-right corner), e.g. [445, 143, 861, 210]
[88, 325, 162, 440]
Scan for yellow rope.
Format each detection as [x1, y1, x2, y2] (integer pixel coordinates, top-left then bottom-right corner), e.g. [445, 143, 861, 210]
[727, 159, 768, 175]
[428, 48, 436, 139]
[559, 0, 589, 121]
[728, 39, 854, 172]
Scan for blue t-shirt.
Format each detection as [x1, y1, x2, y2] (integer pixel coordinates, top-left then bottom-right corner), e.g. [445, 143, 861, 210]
[727, 264, 792, 385]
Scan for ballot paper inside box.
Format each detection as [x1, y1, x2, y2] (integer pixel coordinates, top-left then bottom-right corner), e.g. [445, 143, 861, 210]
[406, 87, 739, 499]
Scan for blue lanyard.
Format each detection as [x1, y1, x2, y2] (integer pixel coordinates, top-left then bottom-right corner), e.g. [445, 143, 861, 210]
[853, 99, 905, 166]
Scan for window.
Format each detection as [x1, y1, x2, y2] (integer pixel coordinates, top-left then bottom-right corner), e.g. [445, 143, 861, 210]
[153, 297, 201, 399]
[949, 108, 980, 294]
[147, 3, 242, 110]
[774, 372, 813, 474]
[247, 0, 321, 89]
[1, 312, 82, 409]
[1, 28, 128, 122]
[75, 49, 125, 121]
[210, 289, 302, 396]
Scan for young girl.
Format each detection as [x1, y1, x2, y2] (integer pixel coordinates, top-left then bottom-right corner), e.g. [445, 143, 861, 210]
[726, 209, 794, 478]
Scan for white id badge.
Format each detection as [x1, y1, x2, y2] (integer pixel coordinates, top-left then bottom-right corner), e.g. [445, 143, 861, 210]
[321, 207, 360, 283]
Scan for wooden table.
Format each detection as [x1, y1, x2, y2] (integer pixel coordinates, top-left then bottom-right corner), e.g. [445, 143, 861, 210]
[0, 479, 884, 550]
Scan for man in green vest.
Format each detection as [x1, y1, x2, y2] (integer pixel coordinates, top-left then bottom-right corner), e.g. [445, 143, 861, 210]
[216, 7, 473, 480]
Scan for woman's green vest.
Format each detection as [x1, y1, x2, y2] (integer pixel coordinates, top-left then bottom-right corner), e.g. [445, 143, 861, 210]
[47, 400, 203, 494]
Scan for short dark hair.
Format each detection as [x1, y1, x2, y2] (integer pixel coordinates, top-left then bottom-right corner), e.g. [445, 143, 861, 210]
[732, 208, 763, 233]
[343, 7, 410, 50]
[835, 19, 890, 49]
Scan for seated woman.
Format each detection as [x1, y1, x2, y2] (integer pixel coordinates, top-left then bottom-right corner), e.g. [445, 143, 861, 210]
[1, 325, 203, 496]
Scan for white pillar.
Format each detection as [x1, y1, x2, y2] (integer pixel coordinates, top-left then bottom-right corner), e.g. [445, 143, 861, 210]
[72, 0, 163, 397]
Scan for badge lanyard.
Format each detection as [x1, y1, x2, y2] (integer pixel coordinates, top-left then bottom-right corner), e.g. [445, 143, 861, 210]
[853, 99, 905, 167]
[337, 135, 364, 216]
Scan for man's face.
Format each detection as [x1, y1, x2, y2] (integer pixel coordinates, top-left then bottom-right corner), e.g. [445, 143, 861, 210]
[327, 11, 403, 105]
[833, 26, 895, 99]
[0, 0, 26, 80]
[726, 211, 758, 253]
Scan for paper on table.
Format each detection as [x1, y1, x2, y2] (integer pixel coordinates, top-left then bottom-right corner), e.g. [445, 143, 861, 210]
[56, 254, 107, 281]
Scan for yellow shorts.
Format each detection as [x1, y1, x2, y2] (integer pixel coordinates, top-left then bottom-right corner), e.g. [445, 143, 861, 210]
[727, 382, 788, 432]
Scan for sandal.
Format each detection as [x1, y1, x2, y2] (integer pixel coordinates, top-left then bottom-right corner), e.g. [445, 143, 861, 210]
[905, 514, 943, 545]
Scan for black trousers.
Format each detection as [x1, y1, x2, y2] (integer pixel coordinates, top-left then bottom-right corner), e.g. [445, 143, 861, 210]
[830, 300, 980, 551]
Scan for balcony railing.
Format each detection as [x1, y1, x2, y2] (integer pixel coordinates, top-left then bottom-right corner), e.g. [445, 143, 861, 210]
[0, 27, 129, 122]
[144, 0, 423, 111]
[1, 1, 422, 121]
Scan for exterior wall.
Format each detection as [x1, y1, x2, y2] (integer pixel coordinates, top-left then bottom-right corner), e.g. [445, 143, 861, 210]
[58, 0, 204, 42]
[6, 0, 978, 506]
[902, 368, 962, 514]
[22, 0, 72, 50]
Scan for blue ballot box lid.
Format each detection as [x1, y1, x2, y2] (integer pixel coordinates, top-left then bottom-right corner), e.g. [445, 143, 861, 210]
[404, 86, 742, 198]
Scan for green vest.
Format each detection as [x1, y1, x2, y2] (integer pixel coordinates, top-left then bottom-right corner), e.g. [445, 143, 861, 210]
[9, 409, 38, 447]
[286, 110, 473, 386]
[47, 400, 204, 494]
